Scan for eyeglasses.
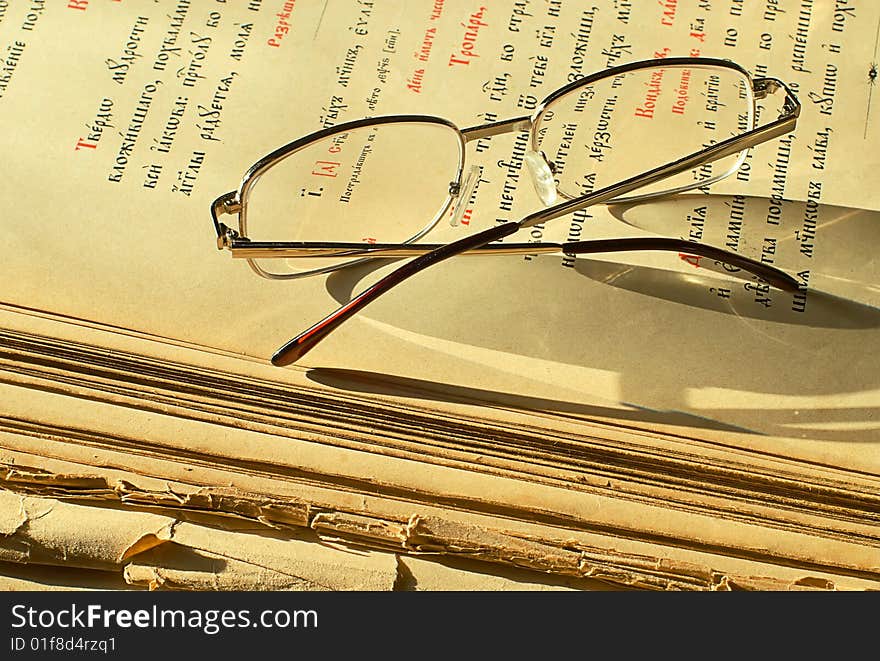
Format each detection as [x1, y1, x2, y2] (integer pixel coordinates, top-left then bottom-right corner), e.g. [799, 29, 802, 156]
[211, 57, 801, 367]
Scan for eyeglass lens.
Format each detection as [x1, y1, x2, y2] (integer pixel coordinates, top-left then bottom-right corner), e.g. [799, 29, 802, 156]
[244, 121, 462, 275]
[534, 63, 754, 202]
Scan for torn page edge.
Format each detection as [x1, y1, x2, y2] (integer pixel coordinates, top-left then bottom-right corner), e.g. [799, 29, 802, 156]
[2, 465, 876, 590]
[0, 464, 310, 530]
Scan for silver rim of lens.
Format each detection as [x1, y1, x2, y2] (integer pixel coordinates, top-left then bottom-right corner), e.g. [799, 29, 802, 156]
[529, 60, 757, 205]
[238, 115, 467, 280]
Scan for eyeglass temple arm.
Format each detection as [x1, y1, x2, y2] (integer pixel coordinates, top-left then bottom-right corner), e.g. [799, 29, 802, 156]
[271, 229, 799, 367]
[233, 236, 797, 291]
[564, 237, 800, 292]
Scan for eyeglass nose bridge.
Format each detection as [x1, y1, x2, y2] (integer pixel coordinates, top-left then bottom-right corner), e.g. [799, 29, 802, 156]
[450, 164, 481, 226]
[524, 150, 558, 207]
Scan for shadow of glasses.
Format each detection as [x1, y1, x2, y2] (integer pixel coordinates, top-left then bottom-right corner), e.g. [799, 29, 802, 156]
[318, 196, 880, 442]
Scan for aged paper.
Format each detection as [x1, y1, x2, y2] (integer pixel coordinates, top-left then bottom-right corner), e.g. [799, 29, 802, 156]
[1, 1, 878, 447]
[2, 368, 878, 587]
[1, 401, 877, 590]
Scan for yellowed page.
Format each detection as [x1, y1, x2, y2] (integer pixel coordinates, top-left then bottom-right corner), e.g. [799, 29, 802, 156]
[2, 376, 879, 589]
[1, 1, 878, 447]
[0, 489, 170, 569]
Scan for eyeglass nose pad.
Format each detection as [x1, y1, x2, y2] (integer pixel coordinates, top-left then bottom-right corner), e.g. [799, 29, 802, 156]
[450, 164, 480, 227]
[524, 150, 558, 207]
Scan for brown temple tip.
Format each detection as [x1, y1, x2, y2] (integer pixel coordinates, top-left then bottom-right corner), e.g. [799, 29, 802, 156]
[271, 309, 347, 366]
[271, 343, 301, 367]
[771, 271, 802, 293]
[564, 237, 803, 294]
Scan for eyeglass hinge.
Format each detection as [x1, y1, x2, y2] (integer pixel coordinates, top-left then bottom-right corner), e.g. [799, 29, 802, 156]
[212, 191, 243, 250]
[222, 198, 242, 215]
[216, 224, 243, 250]
[753, 77, 780, 100]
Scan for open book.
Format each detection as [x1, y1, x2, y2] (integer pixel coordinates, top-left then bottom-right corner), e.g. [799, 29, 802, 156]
[1, 1, 878, 589]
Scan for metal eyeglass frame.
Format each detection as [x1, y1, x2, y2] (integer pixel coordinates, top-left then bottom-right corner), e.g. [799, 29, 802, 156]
[210, 57, 801, 367]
